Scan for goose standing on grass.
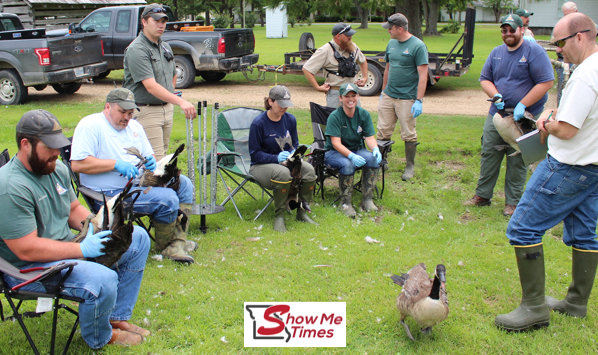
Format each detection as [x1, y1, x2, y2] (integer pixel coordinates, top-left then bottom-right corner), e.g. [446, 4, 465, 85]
[390, 263, 448, 341]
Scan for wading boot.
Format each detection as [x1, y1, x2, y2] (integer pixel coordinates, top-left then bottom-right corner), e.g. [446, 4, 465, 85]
[154, 220, 194, 264]
[546, 248, 598, 318]
[402, 141, 418, 181]
[179, 203, 198, 252]
[296, 180, 318, 225]
[495, 244, 550, 331]
[339, 174, 356, 218]
[360, 167, 379, 212]
[271, 180, 291, 232]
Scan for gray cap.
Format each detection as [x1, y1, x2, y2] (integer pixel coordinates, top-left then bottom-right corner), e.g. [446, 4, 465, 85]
[332, 23, 356, 37]
[382, 13, 408, 29]
[106, 88, 138, 110]
[339, 83, 359, 96]
[269, 85, 294, 108]
[16, 110, 70, 149]
[142, 3, 168, 20]
[501, 14, 523, 29]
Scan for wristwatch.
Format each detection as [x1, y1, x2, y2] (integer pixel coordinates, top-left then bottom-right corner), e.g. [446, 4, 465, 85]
[415, 99, 423, 103]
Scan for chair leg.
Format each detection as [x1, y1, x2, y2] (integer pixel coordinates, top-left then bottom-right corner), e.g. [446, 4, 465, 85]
[3, 295, 40, 355]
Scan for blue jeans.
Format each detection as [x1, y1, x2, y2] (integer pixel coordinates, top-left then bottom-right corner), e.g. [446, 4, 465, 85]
[507, 155, 598, 251]
[92, 175, 193, 224]
[324, 148, 378, 176]
[3, 227, 150, 349]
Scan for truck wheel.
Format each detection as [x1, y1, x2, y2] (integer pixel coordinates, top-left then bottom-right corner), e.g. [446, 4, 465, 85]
[175, 55, 195, 89]
[357, 64, 383, 96]
[52, 82, 82, 94]
[200, 72, 226, 82]
[0, 69, 28, 105]
[299, 32, 315, 51]
[95, 70, 111, 79]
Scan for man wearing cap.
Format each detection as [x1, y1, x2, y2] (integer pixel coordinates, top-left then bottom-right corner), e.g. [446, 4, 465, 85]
[377, 13, 429, 181]
[302, 23, 368, 108]
[324, 83, 382, 218]
[124, 3, 197, 161]
[70, 88, 197, 264]
[515, 9, 535, 41]
[463, 14, 553, 217]
[0, 110, 150, 348]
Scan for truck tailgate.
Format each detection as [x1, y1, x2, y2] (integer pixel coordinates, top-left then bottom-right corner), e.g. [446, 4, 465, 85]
[216, 29, 254, 58]
[46, 33, 104, 70]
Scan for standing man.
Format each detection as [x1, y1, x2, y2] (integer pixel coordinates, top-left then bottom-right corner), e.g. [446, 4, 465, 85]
[463, 14, 553, 216]
[0, 110, 150, 348]
[376, 13, 428, 181]
[495, 13, 598, 332]
[514, 9, 536, 41]
[124, 3, 197, 161]
[302, 23, 368, 108]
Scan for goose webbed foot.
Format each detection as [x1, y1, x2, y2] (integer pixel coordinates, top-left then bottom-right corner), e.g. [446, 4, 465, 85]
[401, 320, 415, 341]
[421, 326, 433, 335]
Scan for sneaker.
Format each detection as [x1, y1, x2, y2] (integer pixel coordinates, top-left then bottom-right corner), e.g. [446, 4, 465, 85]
[108, 329, 143, 346]
[503, 204, 516, 216]
[462, 195, 491, 207]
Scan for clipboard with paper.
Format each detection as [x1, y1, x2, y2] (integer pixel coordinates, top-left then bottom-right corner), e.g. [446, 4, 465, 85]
[516, 129, 548, 165]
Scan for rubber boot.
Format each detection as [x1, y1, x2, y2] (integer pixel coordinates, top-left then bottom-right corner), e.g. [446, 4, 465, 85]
[546, 248, 598, 318]
[339, 174, 356, 218]
[495, 244, 550, 331]
[154, 221, 195, 264]
[271, 180, 291, 232]
[402, 141, 418, 181]
[296, 180, 318, 225]
[179, 203, 198, 252]
[360, 167, 379, 212]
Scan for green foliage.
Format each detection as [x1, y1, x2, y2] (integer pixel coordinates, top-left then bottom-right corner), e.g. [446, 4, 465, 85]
[195, 14, 205, 21]
[244, 12, 257, 28]
[314, 14, 343, 22]
[346, 16, 356, 23]
[440, 19, 461, 34]
[371, 15, 384, 22]
[212, 14, 231, 28]
[288, 15, 296, 28]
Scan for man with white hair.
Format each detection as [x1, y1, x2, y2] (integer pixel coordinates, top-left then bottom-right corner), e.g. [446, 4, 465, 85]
[562, 1, 577, 16]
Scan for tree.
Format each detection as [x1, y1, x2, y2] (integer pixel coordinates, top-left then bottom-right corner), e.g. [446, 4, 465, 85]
[482, 0, 515, 23]
[423, 0, 444, 36]
[395, 0, 422, 40]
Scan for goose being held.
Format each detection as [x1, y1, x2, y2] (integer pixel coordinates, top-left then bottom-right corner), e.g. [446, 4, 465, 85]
[137, 143, 185, 190]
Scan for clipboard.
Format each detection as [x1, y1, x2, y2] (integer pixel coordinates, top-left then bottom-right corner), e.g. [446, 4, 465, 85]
[516, 129, 548, 165]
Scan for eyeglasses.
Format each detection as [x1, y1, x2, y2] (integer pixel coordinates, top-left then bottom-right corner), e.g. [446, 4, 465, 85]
[337, 25, 351, 36]
[552, 29, 591, 48]
[500, 28, 517, 34]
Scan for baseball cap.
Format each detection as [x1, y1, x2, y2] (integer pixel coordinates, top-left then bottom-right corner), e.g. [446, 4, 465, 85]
[269, 85, 294, 108]
[16, 110, 70, 149]
[106, 88, 139, 111]
[339, 83, 359, 96]
[515, 9, 533, 18]
[332, 23, 356, 37]
[382, 13, 408, 29]
[501, 14, 523, 29]
[142, 4, 168, 20]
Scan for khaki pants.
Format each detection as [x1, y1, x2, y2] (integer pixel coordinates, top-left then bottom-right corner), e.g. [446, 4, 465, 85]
[249, 163, 316, 189]
[376, 92, 417, 142]
[134, 103, 174, 161]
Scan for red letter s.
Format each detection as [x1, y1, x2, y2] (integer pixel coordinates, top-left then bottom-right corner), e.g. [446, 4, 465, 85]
[257, 305, 290, 336]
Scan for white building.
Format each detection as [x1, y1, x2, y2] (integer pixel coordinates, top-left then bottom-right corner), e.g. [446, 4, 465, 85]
[265, 5, 287, 38]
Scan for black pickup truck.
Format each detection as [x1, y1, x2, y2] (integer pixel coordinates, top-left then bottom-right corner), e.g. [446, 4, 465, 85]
[48, 5, 258, 89]
[0, 13, 107, 105]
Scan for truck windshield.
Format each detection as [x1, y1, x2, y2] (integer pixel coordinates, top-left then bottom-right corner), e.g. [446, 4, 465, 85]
[79, 10, 111, 33]
[0, 17, 24, 31]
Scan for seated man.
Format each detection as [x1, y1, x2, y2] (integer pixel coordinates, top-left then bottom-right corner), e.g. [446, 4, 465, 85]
[324, 83, 382, 218]
[71, 88, 197, 264]
[0, 110, 150, 349]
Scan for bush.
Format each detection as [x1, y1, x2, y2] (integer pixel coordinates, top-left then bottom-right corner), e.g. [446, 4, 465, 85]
[439, 19, 461, 34]
[314, 14, 329, 23]
[288, 16, 296, 28]
[306, 17, 313, 26]
[212, 14, 231, 28]
[195, 15, 205, 22]
[244, 12, 257, 28]
[346, 16, 356, 23]
[370, 15, 383, 22]
[329, 14, 342, 22]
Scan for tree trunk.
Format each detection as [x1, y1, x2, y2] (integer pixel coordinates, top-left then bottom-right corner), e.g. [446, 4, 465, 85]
[229, 8, 235, 28]
[424, 0, 441, 36]
[205, 10, 210, 26]
[457, 10, 462, 26]
[172, 0, 178, 20]
[401, 0, 422, 40]
[422, 0, 429, 32]
[353, 0, 369, 29]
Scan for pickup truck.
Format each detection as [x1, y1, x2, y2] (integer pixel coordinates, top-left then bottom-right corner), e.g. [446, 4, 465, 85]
[49, 5, 258, 89]
[0, 13, 107, 105]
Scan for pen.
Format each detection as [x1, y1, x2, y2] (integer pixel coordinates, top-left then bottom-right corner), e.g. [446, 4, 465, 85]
[542, 111, 553, 131]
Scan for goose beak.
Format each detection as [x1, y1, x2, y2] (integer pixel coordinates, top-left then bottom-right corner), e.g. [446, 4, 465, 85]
[437, 269, 446, 283]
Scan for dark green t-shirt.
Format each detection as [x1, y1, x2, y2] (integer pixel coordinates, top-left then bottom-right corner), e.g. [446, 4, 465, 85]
[324, 106, 376, 152]
[0, 157, 77, 267]
[123, 31, 177, 105]
[384, 36, 429, 100]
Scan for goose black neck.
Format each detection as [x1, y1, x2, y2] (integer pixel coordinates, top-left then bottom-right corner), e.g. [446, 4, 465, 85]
[430, 275, 441, 300]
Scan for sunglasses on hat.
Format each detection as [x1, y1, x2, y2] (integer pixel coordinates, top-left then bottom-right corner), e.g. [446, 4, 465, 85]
[337, 25, 352, 35]
[150, 7, 166, 14]
[552, 29, 591, 48]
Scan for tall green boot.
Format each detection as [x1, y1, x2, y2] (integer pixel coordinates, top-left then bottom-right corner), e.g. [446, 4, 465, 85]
[360, 167, 379, 212]
[546, 248, 598, 318]
[402, 141, 418, 181]
[179, 203, 198, 252]
[296, 180, 318, 225]
[271, 180, 291, 232]
[154, 221, 195, 264]
[339, 174, 356, 218]
[495, 244, 550, 331]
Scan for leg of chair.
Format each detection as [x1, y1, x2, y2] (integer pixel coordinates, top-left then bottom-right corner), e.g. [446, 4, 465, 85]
[50, 296, 60, 355]
[218, 170, 244, 219]
[60, 304, 80, 355]
[3, 295, 40, 355]
[221, 170, 258, 202]
[134, 217, 154, 242]
[254, 197, 274, 221]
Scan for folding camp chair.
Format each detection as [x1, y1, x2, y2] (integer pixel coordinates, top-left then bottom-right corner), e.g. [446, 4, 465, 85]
[308, 102, 394, 201]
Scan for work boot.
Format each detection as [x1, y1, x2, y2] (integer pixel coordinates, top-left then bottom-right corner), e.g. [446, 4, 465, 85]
[154, 220, 195, 264]
[503, 204, 516, 217]
[360, 167, 379, 212]
[546, 248, 598, 318]
[339, 174, 356, 218]
[271, 180, 291, 232]
[179, 203, 198, 252]
[495, 244, 550, 331]
[108, 329, 143, 346]
[402, 141, 418, 181]
[296, 180, 318, 225]
[463, 195, 491, 207]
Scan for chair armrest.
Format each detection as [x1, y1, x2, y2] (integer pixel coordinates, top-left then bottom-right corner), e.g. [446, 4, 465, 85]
[78, 186, 104, 202]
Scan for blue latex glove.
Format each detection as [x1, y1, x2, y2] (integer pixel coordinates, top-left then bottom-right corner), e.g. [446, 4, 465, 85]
[523, 36, 536, 43]
[493, 93, 505, 110]
[277, 151, 291, 163]
[411, 100, 423, 118]
[80, 226, 112, 258]
[144, 156, 156, 172]
[114, 160, 139, 179]
[379, 94, 383, 101]
[348, 152, 366, 167]
[372, 147, 382, 164]
[514, 102, 527, 121]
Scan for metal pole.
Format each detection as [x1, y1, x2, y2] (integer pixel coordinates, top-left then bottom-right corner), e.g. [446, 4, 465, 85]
[210, 103, 219, 212]
[202, 100, 208, 207]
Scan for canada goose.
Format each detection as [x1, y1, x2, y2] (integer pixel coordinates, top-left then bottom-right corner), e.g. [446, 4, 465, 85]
[280, 145, 308, 211]
[390, 263, 448, 341]
[131, 143, 185, 191]
[492, 111, 535, 156]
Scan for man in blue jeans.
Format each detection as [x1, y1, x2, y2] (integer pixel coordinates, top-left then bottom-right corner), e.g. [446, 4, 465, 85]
[71, 88, 197, 264]
[0, 110, 150, 348]
[495, 13, 598, 332]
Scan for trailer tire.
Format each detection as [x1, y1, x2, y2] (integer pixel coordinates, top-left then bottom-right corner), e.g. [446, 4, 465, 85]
[357, 64, 382, 96]
[175, 55, 195, 89]
[299, 32, 315, 51]
[52, 82, 82, 94]
[200, 72, 226, 82]
[0, 69, 28, 105]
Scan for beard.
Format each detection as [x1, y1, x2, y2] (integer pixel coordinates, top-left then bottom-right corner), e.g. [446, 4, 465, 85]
[28, 146, 57, 175]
